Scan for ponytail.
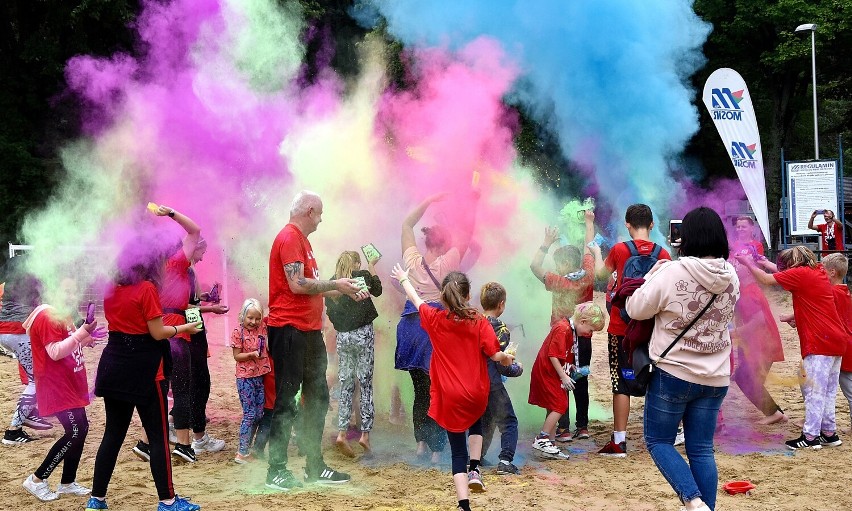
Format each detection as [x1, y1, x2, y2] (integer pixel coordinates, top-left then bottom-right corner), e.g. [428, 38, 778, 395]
[440, 271, 478, 320]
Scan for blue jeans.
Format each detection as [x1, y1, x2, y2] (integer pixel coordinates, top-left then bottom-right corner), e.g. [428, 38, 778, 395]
[644, 368, 727, 510]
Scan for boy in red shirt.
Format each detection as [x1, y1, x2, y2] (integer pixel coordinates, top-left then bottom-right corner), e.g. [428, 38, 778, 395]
[599, 204, 670, 457]
[823, 253, 852, 437]
[529, 302, 606, 459]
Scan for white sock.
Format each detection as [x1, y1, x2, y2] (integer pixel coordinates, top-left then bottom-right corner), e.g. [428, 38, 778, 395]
[613, 431, 627, 444]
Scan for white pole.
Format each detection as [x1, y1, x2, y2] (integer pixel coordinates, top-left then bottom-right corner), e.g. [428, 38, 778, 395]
[811, 30, 819, 159]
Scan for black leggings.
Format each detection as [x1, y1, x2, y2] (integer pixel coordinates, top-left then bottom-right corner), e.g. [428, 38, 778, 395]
[92, 381, 174, 500]
[410, 369, 446, 452]
[34, 408, 89, 484]
[169, 331, 211, 432]
[446, 418, 483, 475]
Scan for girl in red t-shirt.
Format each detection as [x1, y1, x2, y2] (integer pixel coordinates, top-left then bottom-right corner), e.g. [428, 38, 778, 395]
[21, 278, 106, 502]
[738, 246, 850, 450]
[88, 235, 201, 511]
[230, 298, 271, 464]
[528, 302, 605, 460]
[391, 265, 513, 511]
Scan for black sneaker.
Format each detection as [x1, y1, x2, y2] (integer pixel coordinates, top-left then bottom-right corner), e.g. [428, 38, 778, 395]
[496, 460, 520, 475]
[132, 440, 151, 461]
[172, 443, 197, 463]
[2, 428, 35, 445]
[785, 434, 822, 450]
[305, 466, 351, 484]
[818, 433, 842, 447]
[265, 469, 302, 491]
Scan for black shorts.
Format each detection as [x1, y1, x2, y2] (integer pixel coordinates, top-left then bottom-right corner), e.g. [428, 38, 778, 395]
[607, 333, 646, 397]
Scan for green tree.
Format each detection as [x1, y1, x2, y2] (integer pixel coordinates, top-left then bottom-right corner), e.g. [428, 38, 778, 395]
[689, 0, 852, 247]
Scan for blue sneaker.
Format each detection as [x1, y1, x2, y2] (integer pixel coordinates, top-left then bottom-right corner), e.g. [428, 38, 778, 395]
[85, 497, 109, 510]
[157, 495, 200, 511]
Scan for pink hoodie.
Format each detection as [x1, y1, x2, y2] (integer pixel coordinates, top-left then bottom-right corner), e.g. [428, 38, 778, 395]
[625, 257, 740, 387]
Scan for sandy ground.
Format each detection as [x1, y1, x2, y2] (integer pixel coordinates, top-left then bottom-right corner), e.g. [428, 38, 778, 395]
[1, 288, 851, 511]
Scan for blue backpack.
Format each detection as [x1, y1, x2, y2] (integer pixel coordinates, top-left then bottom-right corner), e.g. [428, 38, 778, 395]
[616, 240, 662, 323]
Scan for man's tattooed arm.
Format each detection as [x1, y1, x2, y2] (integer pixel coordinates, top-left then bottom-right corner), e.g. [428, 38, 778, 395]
[283, 261, 337, 294]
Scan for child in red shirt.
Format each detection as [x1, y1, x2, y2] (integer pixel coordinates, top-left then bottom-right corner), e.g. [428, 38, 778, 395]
[528, 302, 605, 459]
[22, 278, 105, 502]
[738, 246, 850, 449]
[391, 265, 514, 511]
[823, 253, 852, 434]
[230, 298, 271, 464]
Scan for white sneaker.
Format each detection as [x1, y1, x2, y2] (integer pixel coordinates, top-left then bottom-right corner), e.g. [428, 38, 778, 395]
[192, 433, 225, 453]
[168, 423, 178, 445]
[532, 436, 563, 458]
[674, 426, 685, 446]
[22, 475, 58, 501]
[57, 481, 91, 495]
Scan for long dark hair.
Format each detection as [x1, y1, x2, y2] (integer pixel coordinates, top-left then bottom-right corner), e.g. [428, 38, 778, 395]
[114, 231, 180, 288]
[0, 256, 42, 308]
[678, 207, 730, 260]
[440, 271, 478, 320]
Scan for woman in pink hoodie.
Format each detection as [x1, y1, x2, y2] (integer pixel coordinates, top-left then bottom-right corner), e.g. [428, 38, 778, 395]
[626, 207, 740, 511]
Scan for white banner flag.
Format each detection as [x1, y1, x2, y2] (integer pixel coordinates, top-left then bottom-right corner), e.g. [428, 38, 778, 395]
[702, 68, 771, 245]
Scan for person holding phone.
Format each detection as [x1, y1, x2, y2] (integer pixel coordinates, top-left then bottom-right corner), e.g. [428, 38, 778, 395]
[808, 209, 844, 253]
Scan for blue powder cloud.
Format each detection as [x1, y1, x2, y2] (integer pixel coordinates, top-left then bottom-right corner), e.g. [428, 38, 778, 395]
[354, 0, 710, 215]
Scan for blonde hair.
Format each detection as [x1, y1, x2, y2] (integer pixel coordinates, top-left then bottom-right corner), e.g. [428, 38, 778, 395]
[572, 301, 606, 331]
[238, 298, 263, 326]
[778, 245, 818, 270]
[822, 253, 849, 279]
[334, 251, 361, 279]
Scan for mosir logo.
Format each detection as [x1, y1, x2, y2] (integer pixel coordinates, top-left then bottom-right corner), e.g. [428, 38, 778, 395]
[710, 88, 744, 121]
[730, 141, 757, 168]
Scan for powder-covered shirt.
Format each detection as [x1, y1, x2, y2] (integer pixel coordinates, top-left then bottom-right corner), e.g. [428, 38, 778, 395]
[28, 309, 89, 416]
[544, 253, 595, 324]
[403, 246, 461, 302]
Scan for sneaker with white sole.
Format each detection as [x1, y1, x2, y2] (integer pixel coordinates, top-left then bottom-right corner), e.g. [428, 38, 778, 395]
[132, 440, 151, 462]
[818, 433, 842, 447]
[674, 426, 685, 446]
[57, 481, 91, 495]
[173, 443, 197, 462]
[3, 428, 35, 445]
[168, 423, 178, 445]
[157, 495, 201, 511]
[785, 434, 821, 450]
[467, 469, 485, 492]
[305, 466, 351, 484]
[22, 474, 58, 501]
[532, 436, 564, 459]
[85, 497, 109, 510]
[265, 469, 303, 491]
[191, 433, 225, 453]
[23, 415, 54, 431]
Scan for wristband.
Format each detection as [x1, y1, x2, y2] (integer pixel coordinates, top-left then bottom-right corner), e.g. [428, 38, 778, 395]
[539, 245, 550, 253]
[168, 210, 176, 218]
[399, 278, 409, 284]
[173, 326, 179, 337]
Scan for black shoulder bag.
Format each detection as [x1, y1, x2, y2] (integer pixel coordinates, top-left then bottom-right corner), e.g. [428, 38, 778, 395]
[631, 294, 718, 392]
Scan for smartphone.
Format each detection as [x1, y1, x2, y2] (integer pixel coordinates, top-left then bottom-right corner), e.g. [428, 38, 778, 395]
[815, 209, 825, 214]
[86, 303, 95, 324]
[361, 243, 382, 263]
[669, 220, 683, 247]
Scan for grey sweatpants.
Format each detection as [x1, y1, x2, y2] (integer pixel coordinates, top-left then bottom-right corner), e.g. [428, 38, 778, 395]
[839, 371, 852, 426]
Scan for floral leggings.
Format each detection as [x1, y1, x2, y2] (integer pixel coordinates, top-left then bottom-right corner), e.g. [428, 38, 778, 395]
[337, 324, 375, 432]
[236, 376, 265, 455]
[0, 334, 36, 428]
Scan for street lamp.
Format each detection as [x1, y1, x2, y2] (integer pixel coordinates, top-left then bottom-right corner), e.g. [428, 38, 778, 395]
[795, 23, 818, 159]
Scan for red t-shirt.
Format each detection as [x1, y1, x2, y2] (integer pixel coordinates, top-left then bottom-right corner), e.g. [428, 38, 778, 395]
[160, 250, 192, 340]
[816, 223, 845, 252]
[605, 240, 671, 336]
[418, 304, 499, 432]
[544, 253, 594, 325]
[29, 310, 89, 416]
[774, 265, 849, 357]
[831, 284, 852, 372]
[268, 224, 323, 331]
[528, 319, 573, 414]
[104, 281, 164, 334]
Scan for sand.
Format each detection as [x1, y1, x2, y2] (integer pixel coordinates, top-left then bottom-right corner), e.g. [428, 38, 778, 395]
[2, 288, 851, 511]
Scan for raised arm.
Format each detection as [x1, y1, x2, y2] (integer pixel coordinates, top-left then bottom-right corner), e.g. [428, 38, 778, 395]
[402, 193, 447, 253]
[735, 254, 778, 286]
[155, 205, 201, 260]
[583, 210, 606, 273]
[808, 210, 818, 231]
[453, 193, 480, 258]
[530, 226, 559, 284]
